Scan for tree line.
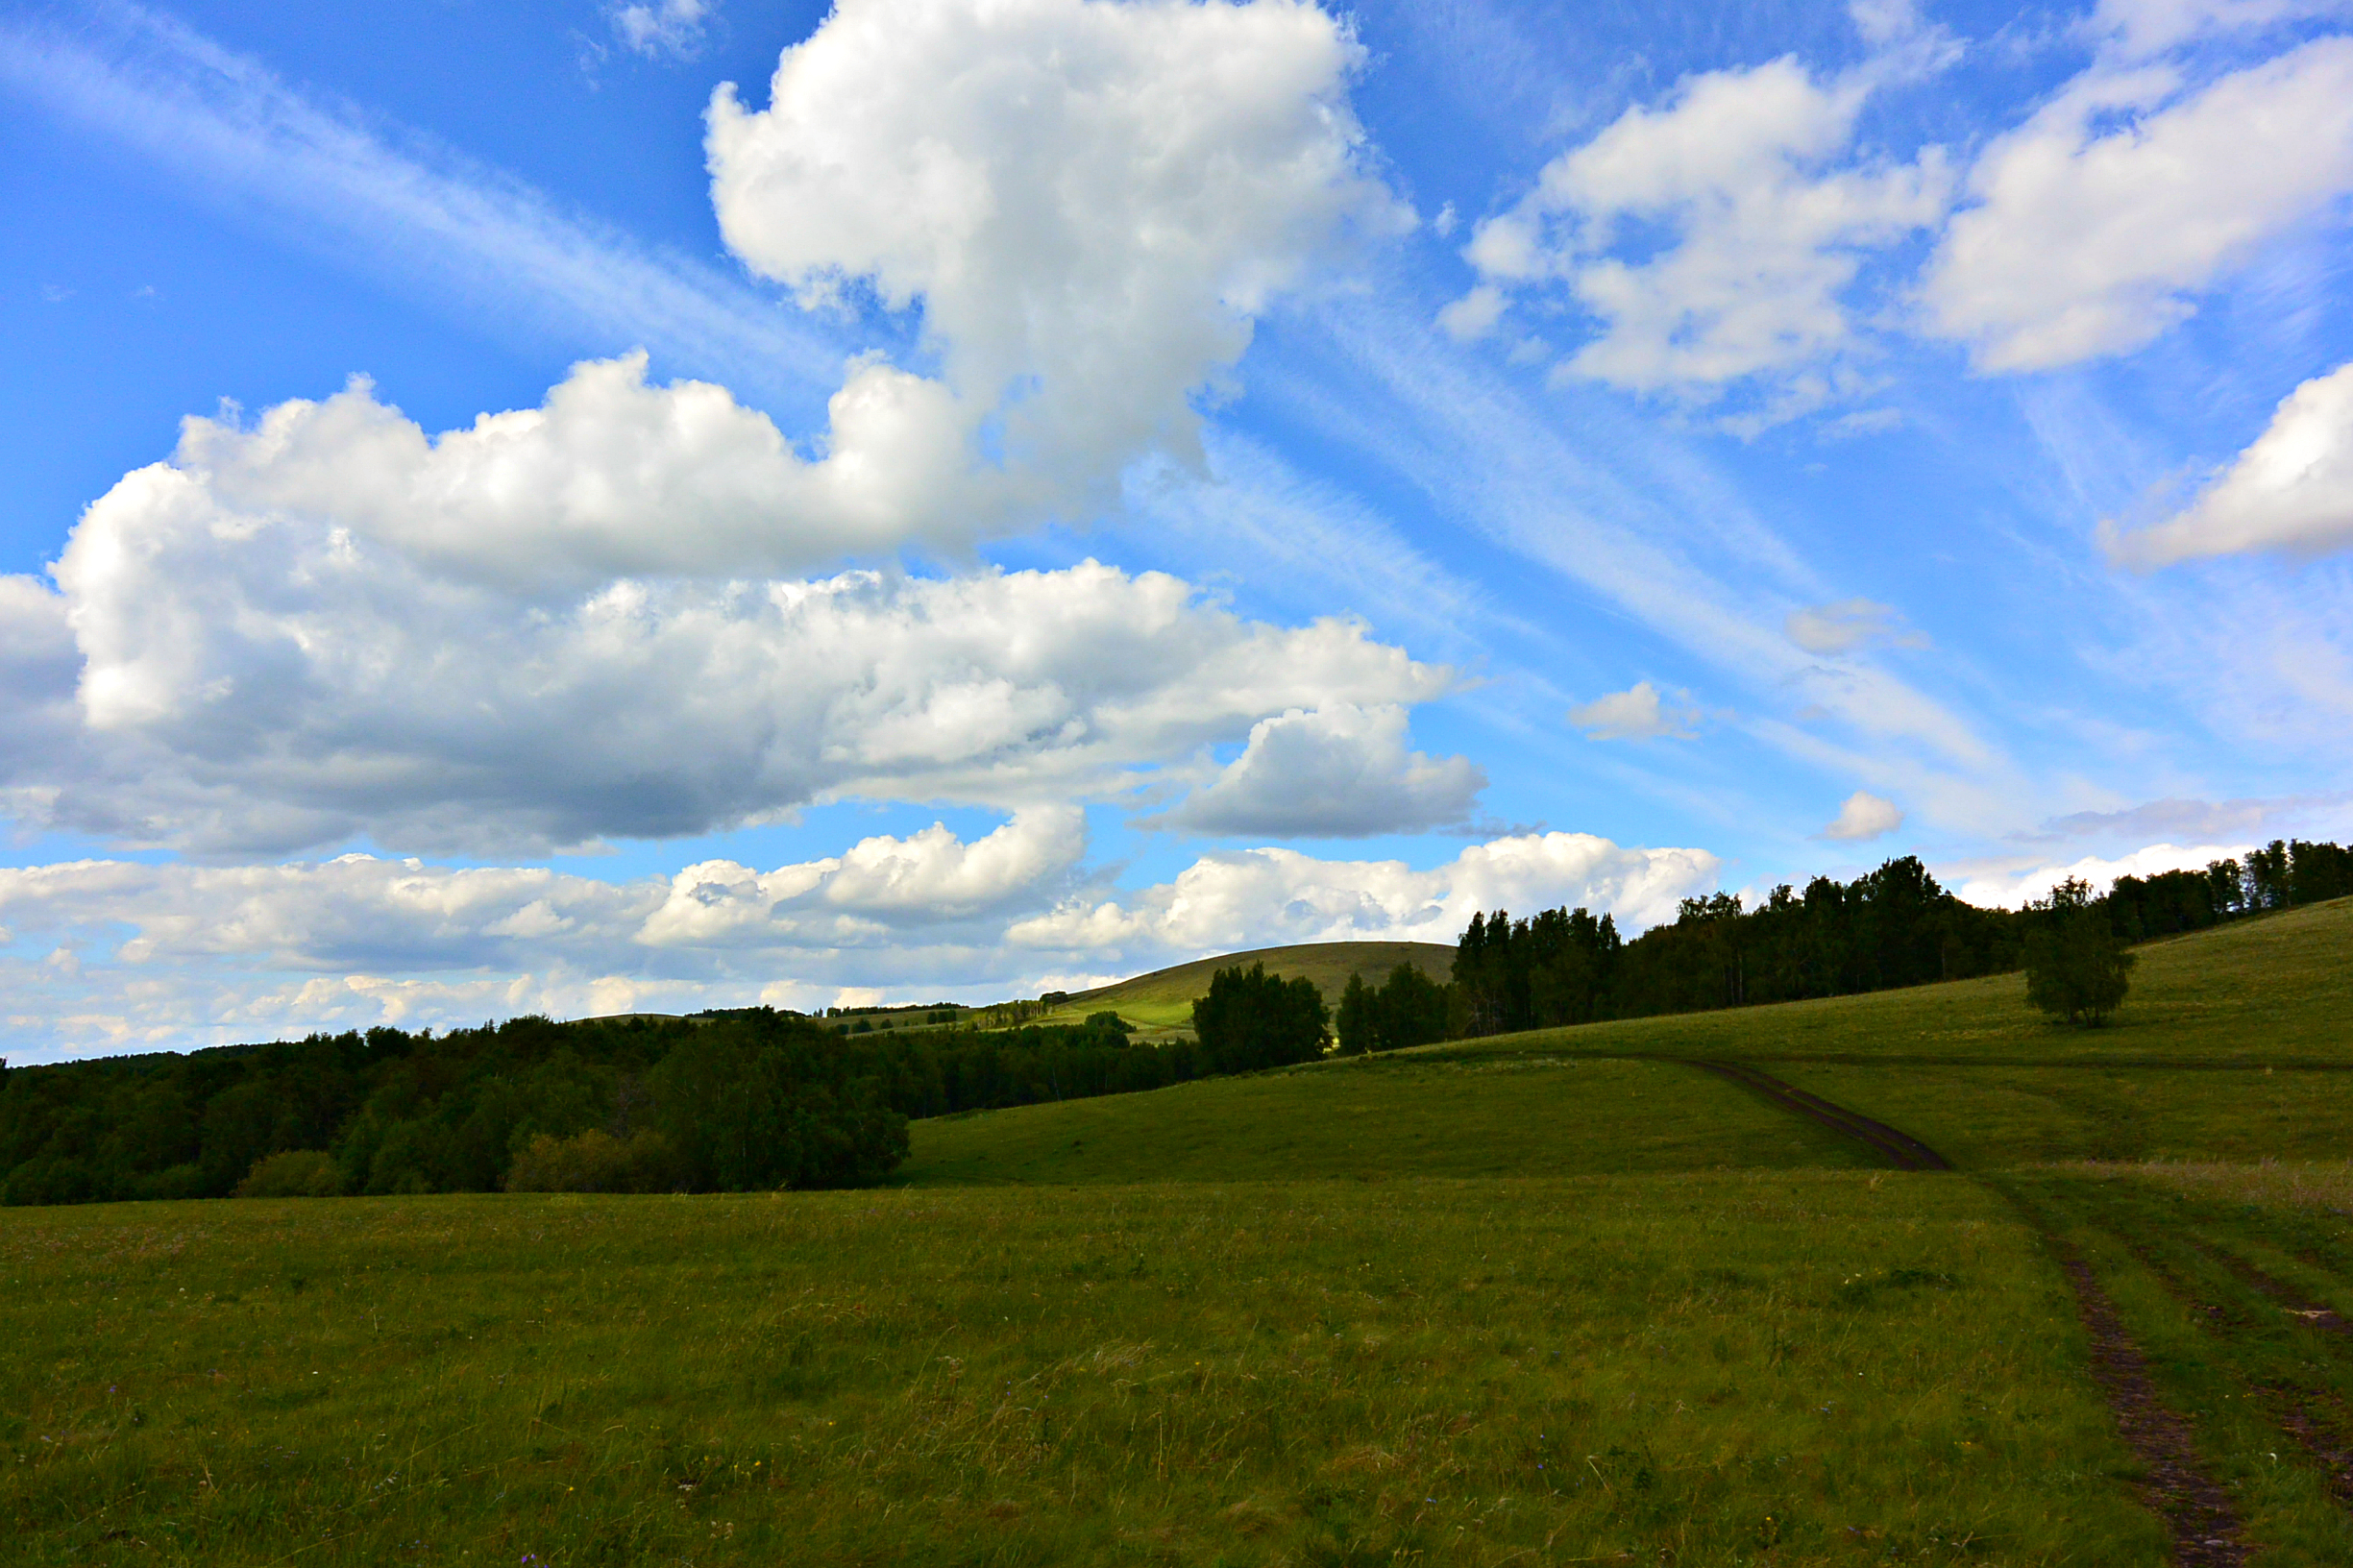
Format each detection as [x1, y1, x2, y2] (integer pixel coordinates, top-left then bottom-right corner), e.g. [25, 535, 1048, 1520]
[1445, 841, 2350, 1039]
[6, 839, 2344, 1204]
[0, 1006, 1209, 1206]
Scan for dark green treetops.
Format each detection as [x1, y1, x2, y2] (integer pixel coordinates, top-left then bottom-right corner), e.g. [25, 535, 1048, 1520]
[1190, 963, 1330, 1072]
[2023, 878, 2138, 1026]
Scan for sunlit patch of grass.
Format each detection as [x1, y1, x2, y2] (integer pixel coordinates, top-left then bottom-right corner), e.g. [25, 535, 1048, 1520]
[3, 1175, 2149, 1565]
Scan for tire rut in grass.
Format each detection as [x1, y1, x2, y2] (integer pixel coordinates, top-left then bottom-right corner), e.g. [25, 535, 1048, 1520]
[1690, 1061, 1952, 1170]
[2108, 1229, 2353, 1511]
[1706, 1070, 2253, 1560]
[2057, 1253, 2248, 1567]
[2190, 1240, 2353, 1336]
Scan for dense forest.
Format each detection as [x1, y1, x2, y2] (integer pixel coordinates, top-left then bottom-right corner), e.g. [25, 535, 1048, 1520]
[0, 1007, 1204, 1206]
[6, 840, 2346, 1204]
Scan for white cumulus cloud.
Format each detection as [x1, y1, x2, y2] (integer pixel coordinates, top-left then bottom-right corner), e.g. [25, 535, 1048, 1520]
[1448, 14, 1950, 417]
[1818, 790, 1904, 841]
[7, 443, 1454, 852]
[1565, 681, 1698, 741]
[706, 0, 1407, 531]
[0, 820, 1720, 1059]
[639, 807, 1088, 945]
[1922, 37, 2353, 372]
[2106, 360, 2353, 565]
[1008, 830, 1719, 958]
[152, 354, 974, 593]
[1150, 703, 1484, 837]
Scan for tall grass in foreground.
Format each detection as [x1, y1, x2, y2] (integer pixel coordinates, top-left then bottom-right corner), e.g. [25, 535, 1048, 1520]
[5, 1174, 2146, 1565]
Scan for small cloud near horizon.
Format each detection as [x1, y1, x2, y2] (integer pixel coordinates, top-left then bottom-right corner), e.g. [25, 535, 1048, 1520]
[1818, 791, 1903, 842]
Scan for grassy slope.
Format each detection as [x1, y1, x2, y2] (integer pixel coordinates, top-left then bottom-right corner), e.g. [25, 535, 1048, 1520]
[0, 1176, 2155, 1567]
[901, 1055, 1869, 1185]
[1780, 1062, 2353, 1168]
[1043, 939, 1455, 1029]
[906, 898, 2353, 1186]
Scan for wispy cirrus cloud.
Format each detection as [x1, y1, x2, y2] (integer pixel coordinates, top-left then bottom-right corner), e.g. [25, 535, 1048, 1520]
[610, 0, 716, 61]
[0, 2, 840, 404]
[1290, 295, 2021, 823]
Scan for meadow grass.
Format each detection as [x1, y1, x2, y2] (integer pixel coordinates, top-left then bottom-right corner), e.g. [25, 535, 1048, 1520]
[1996, 1168, 2353, 1565]
[1768, 1064, 2353, 1168]
[3, 1174, 2153, 1567]
[2060, 1161, 2353, 1214]
[902, 1055, 1870, 1185]
[10, 901, 2351, 1564]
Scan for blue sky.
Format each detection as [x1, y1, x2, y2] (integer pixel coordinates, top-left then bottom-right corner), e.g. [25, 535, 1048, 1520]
[4, 0, 2350, 1059]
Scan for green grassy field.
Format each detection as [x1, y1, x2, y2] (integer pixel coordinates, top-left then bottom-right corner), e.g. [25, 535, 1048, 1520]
[1042, 941, 1455, 1031]
[903, 1055, 1870, 1184]
[9, 901, 2353, 1564]
[1774, 1063, 2353, 1167]
[5, 1175, 2154, 1567]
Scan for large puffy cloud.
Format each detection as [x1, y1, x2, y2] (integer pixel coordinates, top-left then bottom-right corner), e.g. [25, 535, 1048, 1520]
[707, 0, 1405, 530]
[1446, 14, 1950, 416]
[155, 354, 970, 593]
[10, 435, 1453, 852]
[0, 0, 1434, 858]
[1922, 37, 2353, 371]
[0, 815, 1079, 976]
[2105, 361, 2353, 565]
[1150, 704, 1483, 837]
[637, 807, 1087, 945]
[0, 821, 1714, 1059]
[1008, 830, 1719, 958]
